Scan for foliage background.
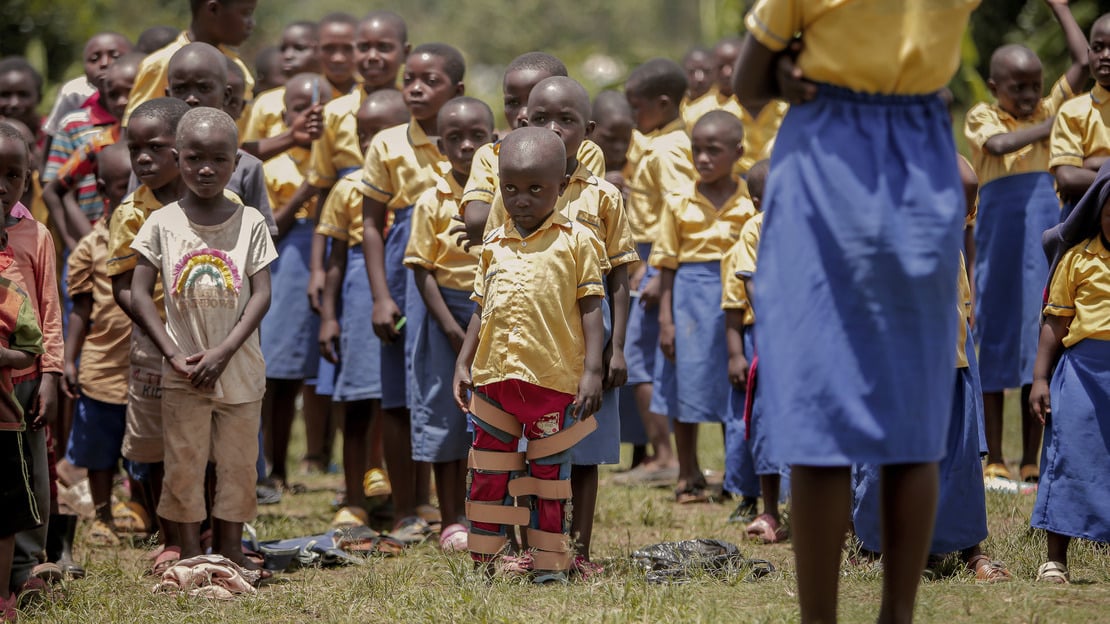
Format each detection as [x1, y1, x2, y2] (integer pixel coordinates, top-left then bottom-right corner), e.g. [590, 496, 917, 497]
[5, 0, 1110, 127]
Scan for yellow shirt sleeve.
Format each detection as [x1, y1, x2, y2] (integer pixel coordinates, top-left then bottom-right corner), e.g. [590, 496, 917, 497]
[461, 143, 499, 207]
[1044, 251, 1077, 318]
[243, 88, 286, 142]
[1042, 76, 1076, 118]
[1048, 99, 1088, 170]
[964, 103, 1005, 152]
[745, 0, 800, 53]
[574, 226, 606, 300]
[106, 199, 147, 277]
[315, 175, 360, 243]
[595, 184, 638, 269]
[123, 55, 169, 126]
[579, 140, 606, 178]
[720, 241, 747, 311]
[403, 187, 440, 272]
[649, 192, 681, 270]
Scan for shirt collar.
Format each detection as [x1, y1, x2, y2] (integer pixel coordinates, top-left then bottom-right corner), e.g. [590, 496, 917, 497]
[434, 161, 464, 199]
[1084, 234, 1110, 258]
[82, 92, 117, 125]
[501, 209, 571, 241]
[408, 118, 433, 147]
[1092, 84, 1110, 105]
[652, 117, 686, 138]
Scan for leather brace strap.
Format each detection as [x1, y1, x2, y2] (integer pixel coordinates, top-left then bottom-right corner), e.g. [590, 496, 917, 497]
[526, 528, 570, 553]
[470, 394, 524, 438]
[466, 532, 508, 555]
[507, 477, 572, 500]
[465, 500, 531, 527]
[532, 550, 574, 571]
[525, 416, 598, 460]
[468, 449, 525, 472]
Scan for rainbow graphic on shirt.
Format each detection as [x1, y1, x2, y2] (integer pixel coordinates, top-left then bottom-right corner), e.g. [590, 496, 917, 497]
[171, 248, 242, 295]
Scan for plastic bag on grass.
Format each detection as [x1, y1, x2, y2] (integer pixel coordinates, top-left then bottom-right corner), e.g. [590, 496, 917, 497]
[631, 538, 775, 584]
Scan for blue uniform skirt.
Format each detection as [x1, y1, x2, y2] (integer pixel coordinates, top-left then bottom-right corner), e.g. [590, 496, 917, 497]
[853, 333, 988, 554]
[573, 296, 620, 466]
[973, 173, 1057, 392]
[667, 262, 729, 423]
[382, 206, 415, 410]
[755, 85, 962, 466]
[410, 286, 474, 463]
[1031, 339, 1110, 543]
[626, 242, 659, 385]
[333, 246, 382, 402]
[724, 326, 758, 497]
[311, 238, 339, 395]
[618, 389, 648, 445]
[262, 219, 321, 380]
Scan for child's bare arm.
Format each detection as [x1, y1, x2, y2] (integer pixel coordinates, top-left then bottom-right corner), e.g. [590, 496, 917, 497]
[657, 267, 677, 361]
[461, 200, 491, 249]
[1030, 315, 1070, 423]
[0, 346, 37, 372]
[1054, 164, 1096, 201]
[453, 310, 481, 411]
[575, 295, 605, 419]
[62, 293, 92, 398]
[1047, 0, 1091, 94]
[307, 226, 330, 313]
[188, 267, 272, 391]
[604, 264, 630, 389]
[110, 272, 134, 319]
[983, 119, 1055, 156]
[318, 239, 347, 364]
[361, 197, 402, 342]
[40, 180, 76, 250]
[735, 37, 813, 110]
[725, 308, 749, 388]
[130, 258, 191, 378]
[414, 267, 466, 353]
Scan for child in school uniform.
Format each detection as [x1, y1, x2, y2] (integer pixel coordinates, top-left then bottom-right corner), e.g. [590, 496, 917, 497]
[965, 1, 1088, 484]
[458, 52, 606, 248]
[1030, 164, 1110, 584]
[107, 96, 193, 571]
[720, 160, 787, 531]
[650, 111, 755, 504]
[403, 97, 493, 550]
[359, 43, 464, 533]
[707, 37, 789, 175]
[258, 73, 331, 491]
[314, 90, 407, 527]
[680, 47, 720, 132]
[735, 0, 978, 620]
[0, 122, 49, 617]
[453, 127, 605, 584]
[129, 107, 277, 574]
[61, 143, 136, 546]
[620, 58, 695, 486]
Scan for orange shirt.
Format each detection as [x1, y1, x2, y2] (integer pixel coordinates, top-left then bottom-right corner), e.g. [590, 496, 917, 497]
[2, 217, 64, 381]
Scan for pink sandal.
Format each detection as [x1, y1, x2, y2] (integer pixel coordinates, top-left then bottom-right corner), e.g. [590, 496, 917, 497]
[745, 513, 788, 544]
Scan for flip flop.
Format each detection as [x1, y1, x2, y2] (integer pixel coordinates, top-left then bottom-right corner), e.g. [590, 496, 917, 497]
[147, 546, 181, 577]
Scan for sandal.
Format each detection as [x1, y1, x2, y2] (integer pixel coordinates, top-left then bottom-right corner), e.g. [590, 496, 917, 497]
[439, 523, 469, 553]
[532, 570, 569, 584]
[388, 516, 432, 545]
[572, 555, 604, 579]
[148, 546, 181, 577]
[331, 506, 369, 529]
[0, 591, 15, 622]
[497, 551, 534, 576]
[1037, 561, 1070, 584]
[112, 501, 152, 535]
[967, 554, 1012, 583]
[362, 468, 392, 498]
[1020, 464, 1040, 484]
[674, 480, 710, 504]
[745, 513, 789, 544]
[87, 518, 121, 547]
[727, 497, 759, 524]
[983, 463, 1013, 480]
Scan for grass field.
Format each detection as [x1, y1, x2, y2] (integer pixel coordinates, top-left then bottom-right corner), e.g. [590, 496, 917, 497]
[25, 392, 1110, 623]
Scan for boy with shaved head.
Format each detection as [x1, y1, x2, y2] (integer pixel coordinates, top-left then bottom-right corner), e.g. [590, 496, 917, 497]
[965, 0, 1087, 485]
[454, 126, 605, 584]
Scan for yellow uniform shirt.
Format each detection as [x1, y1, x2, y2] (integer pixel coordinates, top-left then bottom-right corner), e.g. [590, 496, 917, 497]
[107, 185, 167, 315]
[966, 77, 1075, 185]
[123, 31, 255, 125]
[403, 165, 480, 291]
[1044, 235, 1110, 347]
[1049, 84, 1110, 171]
[627, 118, 695, 244]
[263, 149, 316, 220]
[360, 120, 446, 210]
[484, 160, 638, 274]
[745, 0, 979, 94]
[955, 251, 971, 368]
[308, 89, 369, 188]
[623, 130, 648, 183]
[460, 140, 606, 209]
[650, 182, 756, 270]
[315, 171, 365, 245]
[720, 97, 790, 173]
[681, 88, 724, 131]
[471, 211, 605, 396]
[242, 87, 287, 142]
[720, 211, 762, 326]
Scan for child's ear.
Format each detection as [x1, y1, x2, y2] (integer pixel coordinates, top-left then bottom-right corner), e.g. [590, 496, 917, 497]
[986, 78, 998, 98]
[436, 137, 444, 153]
[490, 132, 499, 143]
[96, 177, 107, 196]
[558, 174, 570, 196]
[454, 82, 465, 97]
[751, 196, 761, 210]
[585, 120, 596, 136]
[735, 142, 745, 159]
[223, 85, 233, 109]
[401, 43, 412, 62]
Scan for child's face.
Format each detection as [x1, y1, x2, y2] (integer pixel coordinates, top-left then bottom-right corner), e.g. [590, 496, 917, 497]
[101, 64, 136, 121]
[503, 68, 550, 130]
[1091, 22, 1110, 88]
[0, 137, 30, 217]
[281, 25, 319, 78]
[168, 63, 229, 109]
[590, 114, 634, 171]
[526, 86, 591, 162]
[316, 22, 355, 85]
[714, 43, 740, 97]
[625, 83, 666, 134]
[178, 124, 238, 200]
[357, 102, 409, 152]
[96, 149, 133, 210]
[691, 122, 742, 184]
[209, 0, 256, 47]
[402, 54, 461, 123]
[226, 73, 247, 120]
[83, 34, 129, 85]
[989, 60, 1043, 120]
[500, 160, 565, 234]
[355, 19, 406, 90]
[127, 116, 179, 190]
[283, 77, 330, 127]
[0, 70, 39, 128]
[684, 52, 717, 100]
[439, 106, 493, 178]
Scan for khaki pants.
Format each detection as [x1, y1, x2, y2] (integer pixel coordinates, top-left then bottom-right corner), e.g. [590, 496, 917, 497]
[158, 388, 260, 523]
[122, 327, 164, 463]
